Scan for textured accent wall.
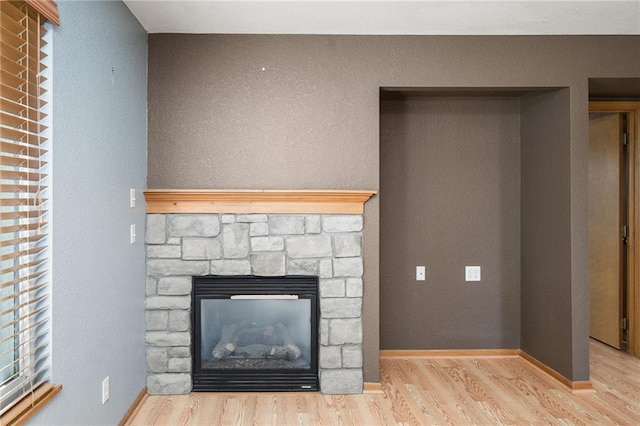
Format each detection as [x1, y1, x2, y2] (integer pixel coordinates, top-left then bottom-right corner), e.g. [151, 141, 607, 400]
[31, 2, 148, 425]
[520, 89, 576, 379]
[380, 95, 521, 350]
[148, 34, 640, 383]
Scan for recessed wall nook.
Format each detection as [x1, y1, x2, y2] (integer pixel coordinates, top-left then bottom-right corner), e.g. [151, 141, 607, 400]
[144, 190, 376, 395]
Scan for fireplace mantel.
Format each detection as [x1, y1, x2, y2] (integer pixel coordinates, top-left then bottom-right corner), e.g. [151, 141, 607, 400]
[143, 189, 377, 214]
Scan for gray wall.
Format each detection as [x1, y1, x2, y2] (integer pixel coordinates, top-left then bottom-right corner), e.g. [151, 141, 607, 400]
[380, 95, 521, 350]
[31, 1, 148, 424]
[148, 34, 640, 382]
[379, 90, 581, 381]
[520, 89, 577, 379]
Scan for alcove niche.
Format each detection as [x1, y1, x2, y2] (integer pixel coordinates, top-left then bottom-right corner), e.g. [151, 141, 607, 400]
[379, 87, 579, 381]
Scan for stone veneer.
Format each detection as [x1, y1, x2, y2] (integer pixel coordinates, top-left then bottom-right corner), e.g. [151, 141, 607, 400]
[145, 213, 364, 394]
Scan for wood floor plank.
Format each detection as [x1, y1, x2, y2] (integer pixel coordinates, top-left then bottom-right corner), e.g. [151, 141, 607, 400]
[190, 393, 222, 425]
[130, 340, 640, 425]
[382, 360, 437, 424]
[418, 359, 487, 423]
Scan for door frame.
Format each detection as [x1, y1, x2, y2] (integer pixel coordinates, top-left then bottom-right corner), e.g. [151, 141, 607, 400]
[590, 101, 639, 357]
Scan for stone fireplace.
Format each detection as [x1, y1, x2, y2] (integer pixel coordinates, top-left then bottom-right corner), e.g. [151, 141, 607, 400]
[143, 190, 375, 395]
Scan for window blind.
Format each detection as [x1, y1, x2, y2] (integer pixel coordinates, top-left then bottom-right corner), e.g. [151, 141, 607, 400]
[1, 0, 60, 422]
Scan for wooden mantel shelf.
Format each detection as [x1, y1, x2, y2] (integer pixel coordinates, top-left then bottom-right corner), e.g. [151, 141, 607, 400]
[143, 190, 377, 214]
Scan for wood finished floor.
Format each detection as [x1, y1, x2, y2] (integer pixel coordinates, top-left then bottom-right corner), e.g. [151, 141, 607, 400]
[127, 340, 640, 425]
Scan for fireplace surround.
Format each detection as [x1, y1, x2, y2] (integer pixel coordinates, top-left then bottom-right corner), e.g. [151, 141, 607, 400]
[144, 190, 375, 395]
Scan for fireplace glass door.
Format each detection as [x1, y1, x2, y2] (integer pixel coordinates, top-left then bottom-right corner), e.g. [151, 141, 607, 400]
[192, 276, 318, 392]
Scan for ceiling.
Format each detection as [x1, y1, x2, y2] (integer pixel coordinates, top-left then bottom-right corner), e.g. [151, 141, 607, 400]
[123, 0, 640, 35]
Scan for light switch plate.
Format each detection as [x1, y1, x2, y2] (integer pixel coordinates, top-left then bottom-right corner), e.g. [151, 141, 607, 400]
[130, 188, 136, 208]
[130, 224, 136, 244]
[416, 266, 426, 281]
[465, 266, 481, 281]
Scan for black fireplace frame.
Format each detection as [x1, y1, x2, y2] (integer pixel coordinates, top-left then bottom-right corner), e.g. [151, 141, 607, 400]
[191, 275, 319, 392]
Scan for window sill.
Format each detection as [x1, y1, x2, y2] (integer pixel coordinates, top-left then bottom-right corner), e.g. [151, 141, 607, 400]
[1, 383, 62, 426]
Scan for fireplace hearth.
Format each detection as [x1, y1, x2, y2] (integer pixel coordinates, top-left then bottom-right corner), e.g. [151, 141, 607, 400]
[192, 275, 319, 391]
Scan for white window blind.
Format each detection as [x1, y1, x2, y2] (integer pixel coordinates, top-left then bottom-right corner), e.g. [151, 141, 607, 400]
[1, 1, 60, 421]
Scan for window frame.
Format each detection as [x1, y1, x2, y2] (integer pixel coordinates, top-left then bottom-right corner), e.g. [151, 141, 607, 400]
[0, 1, 61, 423]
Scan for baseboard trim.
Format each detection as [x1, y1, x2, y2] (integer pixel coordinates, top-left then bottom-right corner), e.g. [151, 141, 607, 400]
[517, 350, 594, 393]
[119, 387, 148, 426]
[363, 382, 384, 394]
[379, 348, 594, 393]
[380, 349, 520, 358]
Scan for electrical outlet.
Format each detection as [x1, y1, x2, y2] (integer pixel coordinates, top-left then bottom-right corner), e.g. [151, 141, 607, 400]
[465, 266, 481, 282]
[102, 376, 109, 404]
[416, 266, 426, 281]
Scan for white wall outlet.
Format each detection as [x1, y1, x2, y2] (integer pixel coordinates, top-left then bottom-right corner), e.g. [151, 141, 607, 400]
[102, 376, 109, 404]
[130, 224, 136, 244]
[130, 188, 136, 208]
[416, 266, 426, 281]
[465, 266, 481, 282]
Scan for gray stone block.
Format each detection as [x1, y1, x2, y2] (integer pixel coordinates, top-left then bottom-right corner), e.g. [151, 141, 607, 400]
[329, 319, 362, 345]
[286, 236, 332, 258]
[169, 310, 190, 332]
[146, 296, 190, 310]
[322, 216, 363, 233]
[250, 222, 269, 236]
[320, 369, 363, 394]
[287, 259, 318, 275]
[147, 374, 191, 395]
[167, 237, 181, 245]
[211, 259, 251, 275]
[146, 310, 168, 331]
[321, 298, 362, 319]
[320, 279, 345, 298]
[221, 214, 235, 224]
[269, 216, 305, 235]
[223, 224, 250, 258]
[147, 348, 168, 373]
[333, 258, 363, 278]
[147, 259, 209, 276]
[168, 215, 220, 237]
[146, 277, 157, 296]
[319, 346, 341, 369]
[342, 345, 363, 368]
[237, 214, 268, 223]
[306, 215, 321, 234]
[319, 259, 333, 278]
[168, 358, 191, 373]
[320, 319, 329, 346]
[169, 347, 190, 358]
[251, 236, 284, 252]
[147, 245, 181, 259]
[346, 278, 363, 298]
[251, 253, 285, 276]
[158, 276, 192, 296]
[182, 238, 222, 260]
[334, 235, 362, 258]
[146, 214, 166, 244]
[146, 332, 190, 347]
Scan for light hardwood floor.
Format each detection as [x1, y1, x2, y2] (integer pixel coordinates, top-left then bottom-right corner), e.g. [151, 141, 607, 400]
[127, 340, 640, 425]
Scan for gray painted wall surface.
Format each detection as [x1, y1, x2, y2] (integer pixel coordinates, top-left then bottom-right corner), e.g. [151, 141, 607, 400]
[31, 1, 148, 424]
[148, 34, 640, 382]
[380, 96, 521, 350]
[520, 89, 576, 379]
